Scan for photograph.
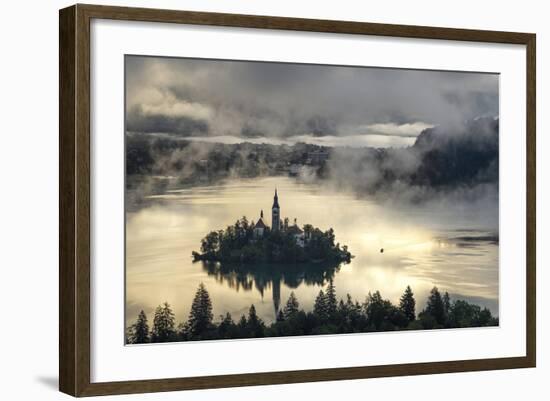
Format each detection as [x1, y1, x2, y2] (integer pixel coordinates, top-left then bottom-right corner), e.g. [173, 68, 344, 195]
[124, 55, 500, 344]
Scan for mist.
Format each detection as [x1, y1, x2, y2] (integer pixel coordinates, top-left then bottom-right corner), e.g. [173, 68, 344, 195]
[125, 56, 499, 222]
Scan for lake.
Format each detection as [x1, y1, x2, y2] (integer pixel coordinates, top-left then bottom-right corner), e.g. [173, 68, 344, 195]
[125, 176, 498, 327]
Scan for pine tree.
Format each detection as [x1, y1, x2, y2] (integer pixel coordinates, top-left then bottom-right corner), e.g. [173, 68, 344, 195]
[237, 314, 248, 337]
[313, 290, 329, 321]
[187, 283, 214, 337]
[443, 291, 451, 318]
[326, 279, 337, 318]
[276, 309, 285, 322]
[399, 286, 416, 323]
[246, 305, 265, 337]
[342, 293, 362, 328]
[364, 291, 388, 329]
[218, 312, 236, 339]
[425, 287, 446, 325]
[125, 326, 134, 344]
[151, 302, 176, 342]
[283, 292, 300, 319]
[131, 310, 150, 343]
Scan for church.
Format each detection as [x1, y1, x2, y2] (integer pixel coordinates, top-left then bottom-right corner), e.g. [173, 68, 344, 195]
[252, 189, 305, 247]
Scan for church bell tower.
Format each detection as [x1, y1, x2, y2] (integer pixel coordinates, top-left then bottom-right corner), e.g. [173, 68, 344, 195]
[272, 189, 280, 231]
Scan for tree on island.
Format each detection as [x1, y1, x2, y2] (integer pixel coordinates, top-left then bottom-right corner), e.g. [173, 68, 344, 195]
[192, 217, 352, 264]
[200, 231, 221, 257]
[151, 302, 176, 342]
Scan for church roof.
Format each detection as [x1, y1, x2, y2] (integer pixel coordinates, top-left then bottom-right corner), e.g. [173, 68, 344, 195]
[286, 225, 303, 235]
[254, 218, 267, 229]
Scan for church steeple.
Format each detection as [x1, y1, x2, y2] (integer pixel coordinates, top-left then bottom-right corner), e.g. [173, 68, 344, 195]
[272, 189, 280, 231]
[273, 189, 279, 208]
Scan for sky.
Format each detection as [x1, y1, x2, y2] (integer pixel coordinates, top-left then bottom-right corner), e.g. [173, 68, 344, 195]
[125, 55, 499, 148]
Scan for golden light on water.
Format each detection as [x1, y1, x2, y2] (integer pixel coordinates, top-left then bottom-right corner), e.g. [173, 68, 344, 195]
[126, 176, 498, 325]
[357, 227, 436, 255]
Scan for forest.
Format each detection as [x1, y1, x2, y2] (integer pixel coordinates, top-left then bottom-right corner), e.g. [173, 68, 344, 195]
[126, 283, 498, 344]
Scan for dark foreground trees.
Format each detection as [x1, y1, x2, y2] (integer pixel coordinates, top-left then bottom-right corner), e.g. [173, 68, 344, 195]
[184, 282, 214, 339]
[126, 310, 150, 344]
[399, 285, 416, 323]
[126, 283, 499, 344]
[150, 302, 176, 342]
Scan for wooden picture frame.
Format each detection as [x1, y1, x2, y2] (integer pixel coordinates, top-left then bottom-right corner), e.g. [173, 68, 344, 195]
[59, 3, 536, 397]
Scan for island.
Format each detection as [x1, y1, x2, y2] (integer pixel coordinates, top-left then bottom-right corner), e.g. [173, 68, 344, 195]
[192, 189, 352, 264]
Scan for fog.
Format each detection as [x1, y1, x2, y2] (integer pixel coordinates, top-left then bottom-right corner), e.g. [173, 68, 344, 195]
[125, 55, 499, 208]
[149, 133, 418, 148]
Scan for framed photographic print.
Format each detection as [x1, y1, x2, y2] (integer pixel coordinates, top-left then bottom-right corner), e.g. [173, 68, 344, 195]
[59, 4, 536, 397]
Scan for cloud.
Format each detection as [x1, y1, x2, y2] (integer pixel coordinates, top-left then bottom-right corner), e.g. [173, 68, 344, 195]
[125, 56, 498, 139]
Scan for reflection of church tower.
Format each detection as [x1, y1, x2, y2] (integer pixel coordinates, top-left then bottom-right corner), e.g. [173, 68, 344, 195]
[272, 189, 280, 231]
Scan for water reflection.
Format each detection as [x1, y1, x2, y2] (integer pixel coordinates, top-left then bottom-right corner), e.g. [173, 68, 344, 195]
[125, 176, 498, 326]
[200, 260, 343, 314]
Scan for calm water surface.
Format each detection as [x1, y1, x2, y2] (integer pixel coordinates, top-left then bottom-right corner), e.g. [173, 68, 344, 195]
[126, 177, 498, 326]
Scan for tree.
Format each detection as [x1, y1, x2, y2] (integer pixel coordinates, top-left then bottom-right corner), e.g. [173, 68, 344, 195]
[283, 292, 300, 319]
[128, 310, 150, 344]
[425, 287, 446, 325]
[399, 286, 416, 323]
[364, 291, 394, 330]
[125, 326, 134, 344]
[477, 307, 496, 326]
[325, 279, 337, 318]
[151, 302, 176, 342]
[218, 312, 237, 339]
[187, 283, 214, 337]
[340, 293, 363, 330]
[313, 290, 329, 322]
[200, 231, 220, 255]
[447, 300, 497, 328]
[237, 314, 248, 337]
[443, 291, 451, 318]
[246, 305, 265, 337]
[194, 217, 351, 264]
